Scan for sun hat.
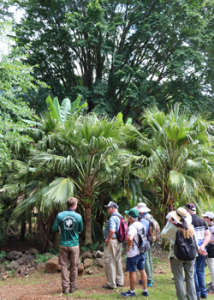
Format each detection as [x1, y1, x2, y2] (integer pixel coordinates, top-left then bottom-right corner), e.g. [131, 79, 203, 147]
[168, 207, 192, 229]
[134, 202, 151, 213]
[104, 201, 118, 209]
[201, 212, 214, 219]
[125, 208, 139, 219]
[184, 203, 196, 212]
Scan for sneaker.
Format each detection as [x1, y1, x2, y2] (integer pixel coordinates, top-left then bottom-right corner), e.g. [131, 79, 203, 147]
[70, 287, 78, 293]
[142, 291, 149, 297]
[139, 279, 142, 284]
[147, 282, 153, 287]
[63, 289, 69, 295]
[206, 282, 212, 287]
[207, 286, 214, 293]
[103, 284, 114, 289]
[121, 290, 136, 297]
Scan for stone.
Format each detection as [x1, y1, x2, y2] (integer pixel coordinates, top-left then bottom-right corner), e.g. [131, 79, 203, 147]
[6, 251, 23, 261]
[16, 266, 25, 276]
[46, 257, 61, 273]
[83, 258, 93, 268]
[78, 263, 84, 275]
[5, 260, 19, 271]
[23, 270, 29, 276]
[86, 268, 93, 275]
[95, 258, 104, 268]
[16, 258, 25, 265]
[36, 262, 46, 272]
[94, 250, 104, 258]
[82, 251, 93, 260]
[2, 272, 8, 280]
[28, 248, 39, 255]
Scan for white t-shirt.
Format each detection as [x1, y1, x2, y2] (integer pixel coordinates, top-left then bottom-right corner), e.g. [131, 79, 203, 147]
[208, 224, 214, 245]
[127, 221, 145, 258]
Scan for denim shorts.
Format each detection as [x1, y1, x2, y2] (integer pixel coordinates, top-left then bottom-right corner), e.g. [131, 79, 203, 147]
[126, 253, 146, 272]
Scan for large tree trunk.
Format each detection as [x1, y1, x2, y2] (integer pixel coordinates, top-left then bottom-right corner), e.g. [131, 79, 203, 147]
[20, 221, 26, 240]
[84, 204, 92, 245]
[29, 215, 32, 234]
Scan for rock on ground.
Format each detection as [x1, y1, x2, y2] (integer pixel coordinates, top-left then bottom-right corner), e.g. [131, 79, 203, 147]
[46, 257, 61, 273]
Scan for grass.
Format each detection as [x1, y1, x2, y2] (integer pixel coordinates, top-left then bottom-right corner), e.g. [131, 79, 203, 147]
[0, 272, 58, 286]
[1, 257, 214, 299]
[63, 259, 214, 300]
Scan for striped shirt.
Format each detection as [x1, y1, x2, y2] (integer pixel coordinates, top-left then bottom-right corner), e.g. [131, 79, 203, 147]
[191, 214, 208, 246]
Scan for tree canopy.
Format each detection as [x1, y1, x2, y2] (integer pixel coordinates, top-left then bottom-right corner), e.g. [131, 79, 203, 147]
[11, 0, 214, 119]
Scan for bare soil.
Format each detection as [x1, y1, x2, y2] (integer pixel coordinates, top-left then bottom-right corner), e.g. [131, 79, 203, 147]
[0, 269, 131, 300]
[0, 236, 168, 300]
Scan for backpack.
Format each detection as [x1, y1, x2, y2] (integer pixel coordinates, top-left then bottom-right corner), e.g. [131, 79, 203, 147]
[133, 223, 150, 254]
[174, 230, 197, 261]
[116, 217, 129, 242]
[143, 216, 160, 243]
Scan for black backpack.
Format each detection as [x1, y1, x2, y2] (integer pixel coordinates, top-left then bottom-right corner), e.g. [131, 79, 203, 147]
[174, 230, 197, 261]
[133, 224, 150, 254]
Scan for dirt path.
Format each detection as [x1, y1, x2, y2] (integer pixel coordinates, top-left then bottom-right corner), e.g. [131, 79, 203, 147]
[0, 271, 131, 300]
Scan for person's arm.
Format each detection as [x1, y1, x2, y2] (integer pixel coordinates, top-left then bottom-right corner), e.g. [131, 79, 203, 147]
[79, 217, 84, 233]
[161, 220, 177, 240]
[200, 229, 211, 250]
[105, 229, 115, 244]
[126, 234, 133, 252]
[52, 216, 59, 232]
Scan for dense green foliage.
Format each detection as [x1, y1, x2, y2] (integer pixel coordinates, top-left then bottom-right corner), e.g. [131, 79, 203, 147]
[1, 0, 214, 246]
[11, 0, 214, 119]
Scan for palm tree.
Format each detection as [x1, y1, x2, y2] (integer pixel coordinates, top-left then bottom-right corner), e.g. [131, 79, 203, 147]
[11, 113, 124, 245]
[139, 103, 214, 222]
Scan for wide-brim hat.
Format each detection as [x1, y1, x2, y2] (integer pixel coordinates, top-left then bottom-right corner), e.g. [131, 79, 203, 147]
[168, 207, 192, 225]
[134, 202, 151, 213]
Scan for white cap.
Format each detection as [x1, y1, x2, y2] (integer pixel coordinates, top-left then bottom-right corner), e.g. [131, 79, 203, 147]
[201, 212, 214, 219]
[104, 201, 118, 209]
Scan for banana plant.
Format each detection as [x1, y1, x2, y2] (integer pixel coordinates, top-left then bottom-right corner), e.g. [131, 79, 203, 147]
[46, 94, 88, 123]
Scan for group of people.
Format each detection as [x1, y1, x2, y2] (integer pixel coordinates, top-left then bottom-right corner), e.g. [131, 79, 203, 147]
[52, 197, 214, 300]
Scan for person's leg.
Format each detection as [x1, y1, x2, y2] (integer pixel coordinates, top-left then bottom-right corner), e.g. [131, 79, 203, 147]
[145, 246, 153, 284]
[139, 269, 147, 290]
[59, 246, 70, 293]
[196, 254, 207, 298]
[183, 260, 197, 300]
[69, 245, 79, 292]
[115, 240, 124, 286]
[170, 258, 187, 300]
[194, 256, 200, 297]
[207, 258, 214, 288]
[121, 256, 137, 297]
[103, 240, 117, 288]
[130, 272, 136, 291]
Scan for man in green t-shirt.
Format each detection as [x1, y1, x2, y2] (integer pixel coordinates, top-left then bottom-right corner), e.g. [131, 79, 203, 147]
[52, 197, 83, 294]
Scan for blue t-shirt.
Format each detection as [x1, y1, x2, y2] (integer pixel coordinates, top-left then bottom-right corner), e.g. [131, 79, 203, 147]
[103, 212, 122, 239]
[140, 213, 152, 236]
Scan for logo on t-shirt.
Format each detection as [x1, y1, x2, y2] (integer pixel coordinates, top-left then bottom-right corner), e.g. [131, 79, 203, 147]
[63, 216, 76, 231]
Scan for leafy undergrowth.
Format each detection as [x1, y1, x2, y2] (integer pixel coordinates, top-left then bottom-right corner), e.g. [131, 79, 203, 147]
[0, 257, 214, 300]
